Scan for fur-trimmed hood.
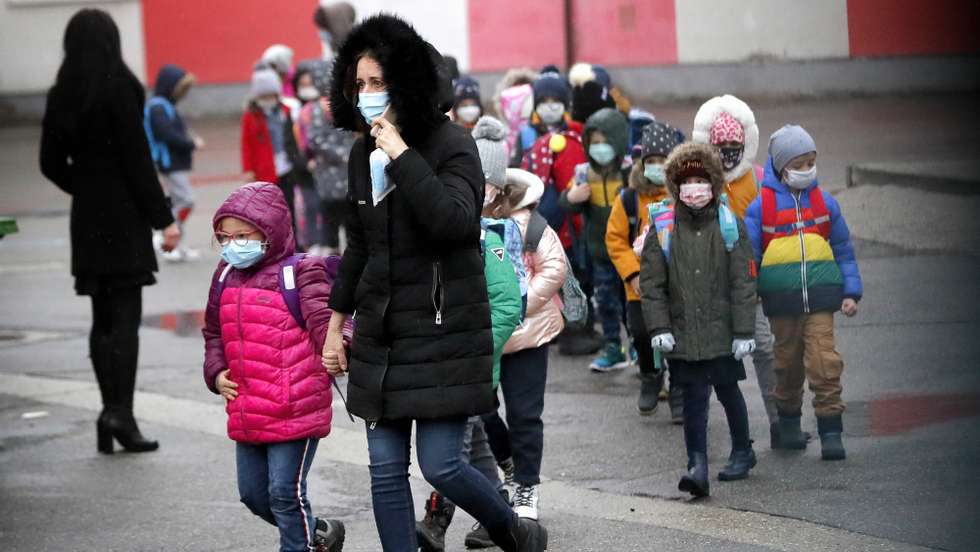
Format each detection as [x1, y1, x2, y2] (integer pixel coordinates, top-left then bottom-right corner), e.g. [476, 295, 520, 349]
[328, 14, 447, 146]
[664, 142, 726, 209]
[691, 94, 758, 183]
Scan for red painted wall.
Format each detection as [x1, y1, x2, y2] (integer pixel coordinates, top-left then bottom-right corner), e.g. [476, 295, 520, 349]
[143, 0, 321, 85]
[570, 0, 676, 66]
[847, 0, 980, 57]
[468, 0, 566, 72]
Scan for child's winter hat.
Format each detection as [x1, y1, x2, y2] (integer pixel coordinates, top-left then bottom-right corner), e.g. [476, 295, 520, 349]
[641, 121, 681, 160]
[473, 116, 509, 189]
[250, 68, 282, 97]
[769, 124, 817, 174]
[539, 64, 562, 79]
[532, 74, 570, 106]
[454, 76, 481, 104]
[708, 111, 745, 145]
[261, 44, 294, 75]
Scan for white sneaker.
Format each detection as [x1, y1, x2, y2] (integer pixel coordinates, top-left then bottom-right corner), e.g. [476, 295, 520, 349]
[180, 247, 201, 261]
[160, 248, 185, 263]
[512, 484, 539, 520]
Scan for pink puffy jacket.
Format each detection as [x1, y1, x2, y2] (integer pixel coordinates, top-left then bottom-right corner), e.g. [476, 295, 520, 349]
[203, 183, 335, 444]
[503, 208, 568, 354]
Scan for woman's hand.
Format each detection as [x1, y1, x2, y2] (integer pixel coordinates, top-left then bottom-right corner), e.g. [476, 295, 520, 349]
[215, 369, 238, 402]
[161, 223, 181, 252]
[566, 182, 591, 204]
[370, 117, 408, 160]
[322, 312, 349, 376]
[841, 298, 858, 317]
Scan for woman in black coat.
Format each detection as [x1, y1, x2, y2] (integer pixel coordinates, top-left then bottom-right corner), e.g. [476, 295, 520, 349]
[319, 15, 547, 552]
[39, 9, 180, 454]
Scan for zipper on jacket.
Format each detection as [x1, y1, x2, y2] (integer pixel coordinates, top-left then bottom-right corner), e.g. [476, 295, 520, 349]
[791, 192, 811, 312]
[431, 261, 443, 325]
[236, 281, 247, 432]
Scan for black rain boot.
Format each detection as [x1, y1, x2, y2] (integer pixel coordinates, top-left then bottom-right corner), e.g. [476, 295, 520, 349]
[718, 445, 757, 481]
[488, 515, 548, 552]
[416, 491, 455, 551]
[817, 415, 846, 461]
[678, 452, 710, 497]
[668, 384, 684, 425]
[776, 413, 809, 450]
[637, 373, 661, 415]
[770, 421, 813, 450]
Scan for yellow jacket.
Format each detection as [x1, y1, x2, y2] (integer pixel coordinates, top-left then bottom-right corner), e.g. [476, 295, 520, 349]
[724, 168, 760, 219]
[605, 164, 670, 302]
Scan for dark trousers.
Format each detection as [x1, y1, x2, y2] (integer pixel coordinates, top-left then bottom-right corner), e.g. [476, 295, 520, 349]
[682, 381, 751, 456]
[481, 407, 512, 464]
[626, 301, 658, 376]
[319, 198, 351, 250]
[499, 344, 549, 486]
[89, 286, 142, 411]
[276, 172, 301, 249]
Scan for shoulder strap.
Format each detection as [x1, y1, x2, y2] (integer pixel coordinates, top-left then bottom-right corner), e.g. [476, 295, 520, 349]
[717, 204, 740, 252]
[621, 188, 639, 243]
[807, 187, 832, 238]
[524, 211, 549, 253]
[278, 254, 308, 330]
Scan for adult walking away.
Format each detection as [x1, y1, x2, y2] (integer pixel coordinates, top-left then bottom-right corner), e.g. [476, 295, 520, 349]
[319, 15, 548, 552]
[39, 9, 180, 454]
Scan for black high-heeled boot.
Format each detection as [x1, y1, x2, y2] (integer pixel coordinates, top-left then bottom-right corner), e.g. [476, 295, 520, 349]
[97, 408, 158, 454]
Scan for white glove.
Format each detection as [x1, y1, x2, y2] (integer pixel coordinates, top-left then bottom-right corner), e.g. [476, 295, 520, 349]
[732, 339, 756, 361]
[651, 333, 675, 353]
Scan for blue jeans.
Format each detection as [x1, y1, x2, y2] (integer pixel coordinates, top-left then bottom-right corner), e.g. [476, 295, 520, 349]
[592, 256, 625, 346]
[237, 439, 319, 552]
[366, 417, 514, 551]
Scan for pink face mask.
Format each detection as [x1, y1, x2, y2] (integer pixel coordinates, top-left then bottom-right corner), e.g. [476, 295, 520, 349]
[678, 183, 713, 210]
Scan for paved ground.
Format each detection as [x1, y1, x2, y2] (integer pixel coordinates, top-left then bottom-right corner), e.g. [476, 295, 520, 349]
[2, 94, 979, 551]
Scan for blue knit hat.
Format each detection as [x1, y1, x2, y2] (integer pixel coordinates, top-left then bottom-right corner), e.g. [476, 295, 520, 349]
[532, 74, 570, 107]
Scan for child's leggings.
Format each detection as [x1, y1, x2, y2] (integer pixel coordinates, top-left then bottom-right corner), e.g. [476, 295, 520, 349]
[237, 438, 319, 552]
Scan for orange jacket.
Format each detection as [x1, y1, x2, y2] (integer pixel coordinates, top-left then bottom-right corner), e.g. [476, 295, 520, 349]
[605, 164, 670, 302]
[724, 166, 761, 219]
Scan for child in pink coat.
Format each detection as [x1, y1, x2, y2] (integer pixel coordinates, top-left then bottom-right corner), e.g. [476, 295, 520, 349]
[202, 182, 347, 552]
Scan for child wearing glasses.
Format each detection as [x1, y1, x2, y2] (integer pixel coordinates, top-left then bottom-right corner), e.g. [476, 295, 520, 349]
[202, 182, 349, 551]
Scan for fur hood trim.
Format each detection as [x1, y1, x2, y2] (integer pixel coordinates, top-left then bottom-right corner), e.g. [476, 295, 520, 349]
[664, 142, 726, 205]
[691, 94, 758, 182]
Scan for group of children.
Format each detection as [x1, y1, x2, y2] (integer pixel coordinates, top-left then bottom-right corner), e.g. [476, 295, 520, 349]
[191, 50, 862, 550]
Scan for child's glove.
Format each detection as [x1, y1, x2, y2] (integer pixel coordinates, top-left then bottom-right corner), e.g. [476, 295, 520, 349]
[651, 333, 675, 353]
[732, 339, 756, 361]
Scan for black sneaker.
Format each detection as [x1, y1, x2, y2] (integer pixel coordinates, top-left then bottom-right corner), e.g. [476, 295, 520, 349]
[464, 522, 495, 549]
[416, 491, 455, 551]
[314, 518, 345, 552]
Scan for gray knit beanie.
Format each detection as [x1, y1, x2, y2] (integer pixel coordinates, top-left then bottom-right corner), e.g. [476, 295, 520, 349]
[250, 68, 282, 98]
[472, 116, 508, 188]
[769, 124, 817, 174]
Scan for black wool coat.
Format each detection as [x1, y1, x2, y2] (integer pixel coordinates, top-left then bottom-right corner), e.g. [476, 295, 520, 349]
[330, 119, 494, 422]
[40, 77, 174, 288]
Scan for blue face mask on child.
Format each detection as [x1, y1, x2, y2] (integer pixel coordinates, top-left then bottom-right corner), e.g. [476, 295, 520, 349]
[589, 143, 616, 166]
[221, 240, 265, 269]
[644, 163, 666, 185]
[358, 91, 390, 125]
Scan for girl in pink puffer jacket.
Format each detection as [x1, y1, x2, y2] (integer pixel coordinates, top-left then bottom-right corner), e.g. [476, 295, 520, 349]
[202, 182, 346, 552]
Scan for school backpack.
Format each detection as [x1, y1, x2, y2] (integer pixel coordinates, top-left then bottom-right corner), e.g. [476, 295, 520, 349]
[635, 195, 740, 262]
[481, 217, 530, 321]
[143, 96, 176, 171]
[524, 211, 589, 330]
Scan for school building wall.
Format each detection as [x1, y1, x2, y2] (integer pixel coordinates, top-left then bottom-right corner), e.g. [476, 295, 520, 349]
[1, 0, 978, 121]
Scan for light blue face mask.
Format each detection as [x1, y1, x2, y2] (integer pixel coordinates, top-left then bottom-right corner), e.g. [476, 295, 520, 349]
[221, 240, 265, 269]
[589, 143, 616, 166]
[358, 91, 390, 125]
[644, 163, 666, 185]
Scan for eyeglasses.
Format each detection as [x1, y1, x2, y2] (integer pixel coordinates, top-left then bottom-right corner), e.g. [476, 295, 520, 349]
[213, 230, 263, 247]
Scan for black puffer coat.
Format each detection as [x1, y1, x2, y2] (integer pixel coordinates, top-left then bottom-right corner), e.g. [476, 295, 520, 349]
[328, 15, 493, 422]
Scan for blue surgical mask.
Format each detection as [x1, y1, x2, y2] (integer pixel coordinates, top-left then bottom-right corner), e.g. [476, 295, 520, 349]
[358, 91, 390, 125]
[221, 240, 265, 269]
[589, 143, 616, 166]
[644, 163, 666, 185]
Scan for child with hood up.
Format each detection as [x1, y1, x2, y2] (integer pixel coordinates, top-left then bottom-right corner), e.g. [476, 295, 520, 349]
[452, 76, 484, 131]
[560, 107, 631, 372]
[743, 125, 862, 461]
[202, 182, 349, 551]
[605, 121, 684, 419]
[640, 142, 758, 498]
[692, 94, 791, 447]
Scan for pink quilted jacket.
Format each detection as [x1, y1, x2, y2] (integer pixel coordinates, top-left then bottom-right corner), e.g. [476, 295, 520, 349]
[203, 183, 335, 444]
[503, 209, 567, 354]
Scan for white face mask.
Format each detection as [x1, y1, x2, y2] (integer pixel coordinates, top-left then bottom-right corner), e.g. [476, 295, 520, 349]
[297, 86, 319, 102]
[456, 105, 481, 124]
[784, 165, 817, 190]
[536, 101, 565, 125]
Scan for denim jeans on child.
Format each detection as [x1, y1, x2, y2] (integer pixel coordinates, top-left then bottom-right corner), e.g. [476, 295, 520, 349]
[366, 417, 514, 552]
[592, 257, 626, 346]
[236, 438, 319, 552]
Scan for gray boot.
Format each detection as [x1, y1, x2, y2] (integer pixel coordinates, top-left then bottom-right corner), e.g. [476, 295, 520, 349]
[776, 413, 809, 450]
[817, 415, 846, 461]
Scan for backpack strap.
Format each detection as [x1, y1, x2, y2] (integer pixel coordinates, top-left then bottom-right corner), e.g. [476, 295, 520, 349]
[717, 203, 740, 252]
[524, 211, 549, 253]
[621, 188, 639, 243]
[807, 187, 832, 238]
[278, 254, 308, 330]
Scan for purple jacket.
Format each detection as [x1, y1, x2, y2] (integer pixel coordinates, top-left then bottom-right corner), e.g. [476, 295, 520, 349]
[203, 182, 335, 443]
